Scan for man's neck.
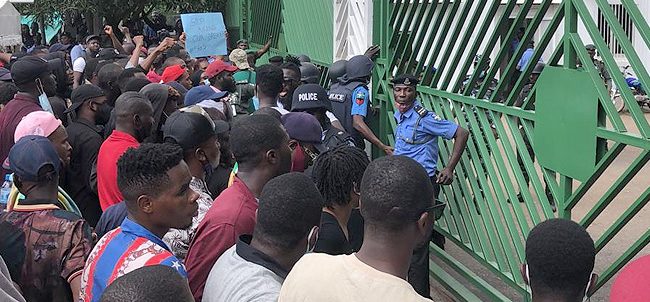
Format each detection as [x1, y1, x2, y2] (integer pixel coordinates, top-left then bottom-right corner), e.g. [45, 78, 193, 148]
[355, 230, 414, 280]
[250, 237, 300, 273]
[77, 110, 96, 125]
[258, 94, 278, 108]
[114, 126, 137, 140]
[237, 168, 274, 197]
[324, 205, 352, 239]
[128, 213, 169, 239]
[17, 91, 39, 100]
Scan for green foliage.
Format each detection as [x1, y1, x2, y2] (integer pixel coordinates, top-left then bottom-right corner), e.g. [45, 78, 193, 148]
[16, 0, 229, 30]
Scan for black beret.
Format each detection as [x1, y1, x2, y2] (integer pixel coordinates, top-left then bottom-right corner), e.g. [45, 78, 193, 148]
[391, 74, 419, 86]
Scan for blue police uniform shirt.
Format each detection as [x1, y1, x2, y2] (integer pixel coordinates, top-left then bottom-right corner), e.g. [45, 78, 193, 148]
[393, 100, 459, 176]
[351, 86, 369, 117]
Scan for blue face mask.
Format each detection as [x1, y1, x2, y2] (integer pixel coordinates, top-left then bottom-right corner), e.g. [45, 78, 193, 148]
[36, 78, 53, 114]
[203, 79, 211, 86]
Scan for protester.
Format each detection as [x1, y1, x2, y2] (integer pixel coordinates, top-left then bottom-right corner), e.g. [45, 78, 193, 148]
[0, 81, 18, 112]
[281, 112, 326, 172]
[161, 107, 225, 259]
[0, 56, 56, 180]
[139, 83, 180, 143]
[117, 68, 147, 92]
[99, 266, 193, 302]
[80, 143, 199, 302]
[185, 114, 292, 301]
[278, 156, 435, 301]
[610, 254, 650, 301]
[63, 84, 108, 226]
[161, 64, 192, 89]
[206, 119, 234, 199]
[184, 85, 229, 114]
[291, 84, 349, 148]
[328, 55, 392, 153]
[202, 60, 237, 93]
[255, 64, 287, 114]
[523, 218, 597, 302]
[230, 49, 256, 114]
[96, 92, 154, 210]
[72, 35, 101, 88]
[235, 36, 272, 61]
[6, 111, 80, 216]
[0, 136, 92, 302]
[97, 63, 124, 106]
[311, 146, 369, 255]
[279, 61, 301, 110]
[203, 173, 323, 302]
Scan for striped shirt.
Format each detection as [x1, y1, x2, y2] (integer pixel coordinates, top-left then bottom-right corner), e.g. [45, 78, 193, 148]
[78, 217, 187, 302]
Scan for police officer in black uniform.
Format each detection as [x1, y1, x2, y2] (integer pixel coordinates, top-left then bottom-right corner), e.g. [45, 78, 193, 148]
[292, 84, 355, 150]
[328, 55, 393, 154]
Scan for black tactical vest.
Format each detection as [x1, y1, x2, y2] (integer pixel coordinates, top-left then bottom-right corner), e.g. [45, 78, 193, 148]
[328, 81, 366, 147]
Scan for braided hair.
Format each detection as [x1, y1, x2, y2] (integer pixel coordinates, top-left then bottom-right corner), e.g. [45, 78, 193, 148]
[312, 146, 369, 207]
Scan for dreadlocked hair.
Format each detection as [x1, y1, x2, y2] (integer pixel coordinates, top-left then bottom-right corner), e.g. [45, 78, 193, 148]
[312, 145, 370, 207]
[117, 143, 184, 203]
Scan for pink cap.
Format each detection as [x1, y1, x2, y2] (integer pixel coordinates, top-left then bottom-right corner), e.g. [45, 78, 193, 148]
[14, 111, 62, 142]
[611, 255, 650, 301]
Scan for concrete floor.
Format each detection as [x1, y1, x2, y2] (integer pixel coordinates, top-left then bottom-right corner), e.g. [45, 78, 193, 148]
[428, 111, 650, 301]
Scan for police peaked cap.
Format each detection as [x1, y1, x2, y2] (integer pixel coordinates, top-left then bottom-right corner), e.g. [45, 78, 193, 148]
[391, 74, 419, 87]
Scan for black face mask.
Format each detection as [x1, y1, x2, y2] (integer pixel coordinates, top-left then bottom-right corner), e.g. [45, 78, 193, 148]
[96, 103, 113, 126]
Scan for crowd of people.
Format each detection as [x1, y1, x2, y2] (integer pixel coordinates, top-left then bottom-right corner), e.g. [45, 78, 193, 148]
[0, 15, 644, 302]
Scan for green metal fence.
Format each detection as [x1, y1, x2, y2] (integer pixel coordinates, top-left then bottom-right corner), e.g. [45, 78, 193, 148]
[232, 0, 650, 300]
[372, 0, 650, 300]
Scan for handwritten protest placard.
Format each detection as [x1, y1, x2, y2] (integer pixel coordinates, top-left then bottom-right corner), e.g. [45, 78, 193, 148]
[181, 12, 227, 57]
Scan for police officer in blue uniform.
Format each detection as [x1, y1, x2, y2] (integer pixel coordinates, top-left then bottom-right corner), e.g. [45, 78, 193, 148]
[392, 74, 469, 298]
[329, 55, 393, 154]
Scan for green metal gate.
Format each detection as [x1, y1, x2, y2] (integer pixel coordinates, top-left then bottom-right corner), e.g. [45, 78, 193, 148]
[232, 0, 650, 300]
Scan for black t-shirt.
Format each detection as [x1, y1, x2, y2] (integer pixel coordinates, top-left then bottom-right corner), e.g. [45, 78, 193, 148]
[206, 165, 232, 199]
[347, 208, 364, 251]
[314, 212, 353, 255]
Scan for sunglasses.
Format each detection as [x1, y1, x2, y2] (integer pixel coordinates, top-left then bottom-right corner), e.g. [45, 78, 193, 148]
[426, 199, 447, 221]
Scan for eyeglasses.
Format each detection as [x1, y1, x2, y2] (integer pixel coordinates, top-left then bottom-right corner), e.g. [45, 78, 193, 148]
[425, 199, 447, 220]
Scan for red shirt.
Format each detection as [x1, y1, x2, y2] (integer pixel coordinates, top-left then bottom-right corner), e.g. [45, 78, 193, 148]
[0, 93, 42, 179]
[97, 130, 139, 210]
[185, 177, 257, 301]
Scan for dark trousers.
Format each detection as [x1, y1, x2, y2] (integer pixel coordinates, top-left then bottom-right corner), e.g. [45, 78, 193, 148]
[408, 177, 444, 298]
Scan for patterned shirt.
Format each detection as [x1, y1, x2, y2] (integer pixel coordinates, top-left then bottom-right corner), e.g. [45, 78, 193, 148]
[0, 199, 92, 302]
[163, 177, 214, 260]
[79, 217, 187, 302]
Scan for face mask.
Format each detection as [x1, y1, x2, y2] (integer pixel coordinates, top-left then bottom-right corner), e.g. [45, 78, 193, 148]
[290, 143, 306, 172]
[96, 103, 112, 125]
[203, 79, 211, 86]
[36, 78, 53, 114]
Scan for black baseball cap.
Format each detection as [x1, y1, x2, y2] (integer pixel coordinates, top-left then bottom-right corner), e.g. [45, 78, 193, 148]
[65, 84, 105, 114]
[162, 108, 218, 151]
[3, 135, 61, 182]
[10, 56, 50, 85]
[291, 84, 331, 111]
[281, 112, 326, 152]
[97, 48, 127, 61]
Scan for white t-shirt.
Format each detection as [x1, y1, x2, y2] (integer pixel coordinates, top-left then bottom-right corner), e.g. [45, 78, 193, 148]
[278, 253, 432, 302]
[72, 57, 86, 73]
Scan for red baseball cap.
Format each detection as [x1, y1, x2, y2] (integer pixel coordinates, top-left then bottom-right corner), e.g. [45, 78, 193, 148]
[161, 65, 186, 83]
[204, 60, 237, 78]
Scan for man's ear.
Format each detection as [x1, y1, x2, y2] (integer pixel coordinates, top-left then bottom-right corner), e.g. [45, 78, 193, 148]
[133, 114, 143, 129]
[416, 212, 430, 237]
[195, 148, 207, 162]
[136, 195, 154, 214]
[265, 149, 278, 165]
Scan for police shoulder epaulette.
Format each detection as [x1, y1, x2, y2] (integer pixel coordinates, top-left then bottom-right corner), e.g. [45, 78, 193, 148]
[414, 105, 428, 118]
